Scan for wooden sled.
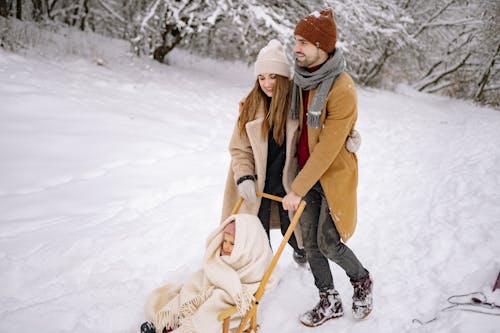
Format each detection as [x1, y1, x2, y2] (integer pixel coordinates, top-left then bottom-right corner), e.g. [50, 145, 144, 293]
[218, 192, 306, 333]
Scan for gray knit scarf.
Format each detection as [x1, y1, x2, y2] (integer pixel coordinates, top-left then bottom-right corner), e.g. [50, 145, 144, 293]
[291, 48, 346, 128]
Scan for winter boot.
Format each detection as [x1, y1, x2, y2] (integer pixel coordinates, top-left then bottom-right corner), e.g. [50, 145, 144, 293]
[299, 289, 343, 327]
[140, 322, 174, 333]
[351, 274, 373, 319]
[293, 249, 307, 265]
[140, 322, 155, 333]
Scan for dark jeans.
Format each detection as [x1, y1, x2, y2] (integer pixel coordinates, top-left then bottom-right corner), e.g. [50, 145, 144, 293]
[300, 182, 368, 292]
[258, 197, 303, 254]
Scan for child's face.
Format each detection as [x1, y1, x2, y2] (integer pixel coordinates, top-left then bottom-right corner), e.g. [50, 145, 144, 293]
[220, 232, 235, 256]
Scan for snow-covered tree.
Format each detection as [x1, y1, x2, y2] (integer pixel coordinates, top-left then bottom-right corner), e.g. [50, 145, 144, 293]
[127, 0, 223, 62]
[325, 0, 412, 86]
[403, 0, 499, 106]
[131, 0, 325, 64]
[1, 0, 497, 106]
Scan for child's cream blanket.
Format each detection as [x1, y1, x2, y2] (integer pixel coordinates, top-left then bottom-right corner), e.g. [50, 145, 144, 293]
[144, 213, 278, 333]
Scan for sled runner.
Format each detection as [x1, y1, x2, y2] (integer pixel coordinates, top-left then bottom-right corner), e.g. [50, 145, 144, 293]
[217, 192, 306, 333]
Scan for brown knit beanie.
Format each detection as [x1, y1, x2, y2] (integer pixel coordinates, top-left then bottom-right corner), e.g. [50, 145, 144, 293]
[294, 8, 337, 53]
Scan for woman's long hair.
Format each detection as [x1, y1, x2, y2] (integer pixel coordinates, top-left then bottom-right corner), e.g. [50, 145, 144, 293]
[238, 75, 292, 145]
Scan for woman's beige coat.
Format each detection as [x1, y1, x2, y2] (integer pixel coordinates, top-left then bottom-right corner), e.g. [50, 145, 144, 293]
[221, 100, 303, 247]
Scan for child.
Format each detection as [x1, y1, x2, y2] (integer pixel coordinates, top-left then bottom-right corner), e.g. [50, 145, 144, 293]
[140, 213, 277, 333]
[220, 221, 235, 256]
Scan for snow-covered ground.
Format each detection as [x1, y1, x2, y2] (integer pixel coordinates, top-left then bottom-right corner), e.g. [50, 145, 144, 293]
[1, 33, 499, 333]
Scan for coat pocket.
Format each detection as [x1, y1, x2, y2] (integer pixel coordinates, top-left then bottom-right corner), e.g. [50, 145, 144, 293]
[338, 147, 357, 171]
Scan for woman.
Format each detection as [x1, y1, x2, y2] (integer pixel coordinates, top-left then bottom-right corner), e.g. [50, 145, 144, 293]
[221, 39, 360, 264]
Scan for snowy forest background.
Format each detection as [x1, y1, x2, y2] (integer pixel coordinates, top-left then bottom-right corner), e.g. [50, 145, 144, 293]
[0, 0, 499, 108]
[2, 1, 500, 333]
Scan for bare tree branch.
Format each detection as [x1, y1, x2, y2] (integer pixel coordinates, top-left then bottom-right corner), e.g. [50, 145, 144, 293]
[418, 53, 472, 91]
[94, 0, 127, 24]
[412, 0, 456, 38]
[475, 42, 500, 100]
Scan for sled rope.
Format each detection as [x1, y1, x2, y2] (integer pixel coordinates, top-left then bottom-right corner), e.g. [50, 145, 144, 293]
[412, 291, 500, 325]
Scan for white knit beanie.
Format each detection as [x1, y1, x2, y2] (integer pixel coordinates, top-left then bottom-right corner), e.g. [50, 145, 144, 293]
[254, 39, 292, 78]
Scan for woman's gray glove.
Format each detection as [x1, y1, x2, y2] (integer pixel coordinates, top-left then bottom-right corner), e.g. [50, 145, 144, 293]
[238, 179, 257, 203]
[346, 129, 361, 153]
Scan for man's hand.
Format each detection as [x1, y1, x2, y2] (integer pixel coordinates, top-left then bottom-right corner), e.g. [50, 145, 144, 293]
[283, 191, 302, 211]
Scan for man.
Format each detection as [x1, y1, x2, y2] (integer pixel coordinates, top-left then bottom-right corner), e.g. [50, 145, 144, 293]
[282, 8, 373, 327]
